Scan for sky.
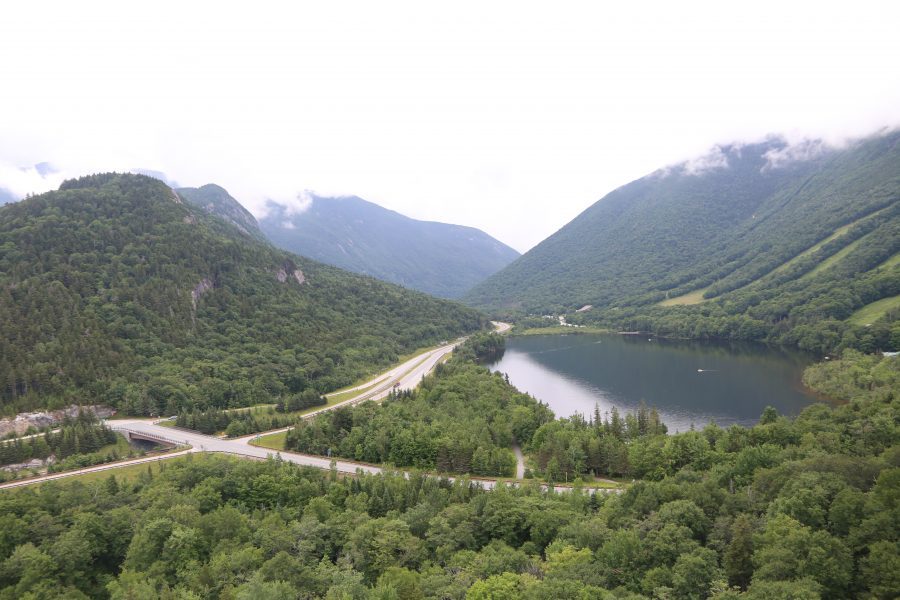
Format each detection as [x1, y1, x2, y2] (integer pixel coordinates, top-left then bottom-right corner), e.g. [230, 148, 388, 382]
[1, 1, 899, 252]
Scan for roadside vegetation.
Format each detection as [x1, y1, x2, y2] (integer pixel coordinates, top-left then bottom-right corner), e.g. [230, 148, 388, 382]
[0, 174, 486, 416]
[0, 413, 173, 483]
[285, 334, 544, 478]
[0, 347, 895, 599]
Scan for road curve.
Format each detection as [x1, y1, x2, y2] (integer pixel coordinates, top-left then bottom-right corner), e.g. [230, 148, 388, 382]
[0, 323, 621, 494]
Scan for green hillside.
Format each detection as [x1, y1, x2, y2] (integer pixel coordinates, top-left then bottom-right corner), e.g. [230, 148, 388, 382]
[0, 174, 485, 415]
[176, 184, 266, 241]
[467, 132, 900, 353]
[260, 194, 520, 299]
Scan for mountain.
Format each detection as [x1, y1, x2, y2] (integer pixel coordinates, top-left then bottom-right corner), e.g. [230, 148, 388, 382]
[0, 188, 14, 205]
[259, 194, 520, 299]
[0, 173, 485, 414]
[176, 183, 265, 241]
[466, 131, 900, 352]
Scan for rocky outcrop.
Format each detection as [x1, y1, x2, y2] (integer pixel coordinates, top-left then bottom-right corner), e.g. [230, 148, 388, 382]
[276, 261, 306, 285]
[0, 405, 116, 438]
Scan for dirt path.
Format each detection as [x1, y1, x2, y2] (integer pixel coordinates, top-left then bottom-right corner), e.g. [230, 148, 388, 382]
[512, 442, 526, 479]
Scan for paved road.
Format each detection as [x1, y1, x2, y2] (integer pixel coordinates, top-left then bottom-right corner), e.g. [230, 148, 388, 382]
[105, 420, 617, 494]
[0, 448, 194, 490]
[1, 323, 618, 494]
[230, 339, 463, 444]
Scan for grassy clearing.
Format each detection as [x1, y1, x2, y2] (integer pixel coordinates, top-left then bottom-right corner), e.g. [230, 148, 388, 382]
[325, 381, 381, 404]
[803, 232, 869, 279]
[249, 431, 288, 451]
[659, 288, 709, 307]
[101, 434, 134, 457]
[768, 221, 856, 278]
[56, 454, 189, 486]
[848, 295, 900, 326]
[872, 252, 900, 272]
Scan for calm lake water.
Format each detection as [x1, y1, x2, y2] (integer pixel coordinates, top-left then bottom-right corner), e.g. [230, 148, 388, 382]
[486, 333, 824, 432]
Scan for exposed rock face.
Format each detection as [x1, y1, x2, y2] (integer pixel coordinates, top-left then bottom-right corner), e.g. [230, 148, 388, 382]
[191, 277, 214, 309]
[275, 261, 306, 285]
[0, 405, 116, 438]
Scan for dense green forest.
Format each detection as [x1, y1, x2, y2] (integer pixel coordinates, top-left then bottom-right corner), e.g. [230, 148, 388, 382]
[0, 413, 116, 468]
[466, 132, 900, 354]
[0, 349, 896, 599]
[0, 174, 486, 415]
[285, 335, 552, 477]
[175, 404, 320, 438]
[260, 194, 520, 299]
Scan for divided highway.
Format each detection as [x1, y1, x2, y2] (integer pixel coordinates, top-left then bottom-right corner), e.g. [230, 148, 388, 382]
[0, 323, 618, 493]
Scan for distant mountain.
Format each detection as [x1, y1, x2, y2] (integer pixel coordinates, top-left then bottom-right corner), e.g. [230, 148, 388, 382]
[466, 131, 900, 352]
[130, 168, 178, 187]
[177, 184, 265, 241]
[0, 173, 485, 414]
[259, 195, 520, 298]
[0, 188, 15, 205]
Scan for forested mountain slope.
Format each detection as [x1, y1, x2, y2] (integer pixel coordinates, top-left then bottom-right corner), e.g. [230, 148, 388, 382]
[467, 131, 900, 353]
[176, 184, 265, 241]
[0, 174, 485, 415]
[260, 194, 520, 298]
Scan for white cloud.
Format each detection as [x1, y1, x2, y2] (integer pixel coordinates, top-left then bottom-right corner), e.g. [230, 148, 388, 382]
[0, 162, 65, 199]
[1, 1, 899, 252]
[682, 146, 730, 176]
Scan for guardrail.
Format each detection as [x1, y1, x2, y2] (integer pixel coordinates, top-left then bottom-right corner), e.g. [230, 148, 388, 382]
[110, 426, 185, 447]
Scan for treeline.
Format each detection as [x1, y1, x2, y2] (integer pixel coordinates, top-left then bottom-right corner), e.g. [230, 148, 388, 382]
[286, 337, 552, 477]
[0, 355, 896, 600]
[0, 173, 485, 415]
[467, 331, 506, 361]
[0, 413, 116, 467]
[175, 406, 300, 437]
[530, 403, 668, 482]
[571, 213, 900, 356]
[276, 388, 327, 413]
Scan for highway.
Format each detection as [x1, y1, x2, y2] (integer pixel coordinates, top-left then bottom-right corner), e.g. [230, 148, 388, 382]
[0, 322, 618, 493]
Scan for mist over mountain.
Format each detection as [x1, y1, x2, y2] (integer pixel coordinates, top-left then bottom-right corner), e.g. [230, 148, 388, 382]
[466, 131, 899, 351]
[260, 194, 520, 299]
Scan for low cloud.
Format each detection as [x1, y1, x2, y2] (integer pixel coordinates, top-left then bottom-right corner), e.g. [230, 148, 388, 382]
[681, 145, 730, 176]
[761, 137, 831, 171]
[258, 190, 317, 221]
[0, 161, 65, 200]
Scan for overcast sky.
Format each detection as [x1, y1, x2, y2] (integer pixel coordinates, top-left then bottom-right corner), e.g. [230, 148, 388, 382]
[2, 1, 899, 252]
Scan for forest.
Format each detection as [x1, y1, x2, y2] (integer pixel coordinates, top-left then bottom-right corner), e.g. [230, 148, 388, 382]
[0, 346, 895, 599]
[0, 174, 486, 416]
[285, 335, 551, 478]
[0, 413, 117, 469]
[468, 133, 900, 358]
[466, 132, 900, 316]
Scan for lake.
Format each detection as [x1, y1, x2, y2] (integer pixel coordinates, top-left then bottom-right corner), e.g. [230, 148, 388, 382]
[485, 333, 825, 432]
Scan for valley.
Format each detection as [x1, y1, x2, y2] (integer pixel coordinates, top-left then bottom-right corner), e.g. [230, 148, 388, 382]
[0, 143, 896, 600]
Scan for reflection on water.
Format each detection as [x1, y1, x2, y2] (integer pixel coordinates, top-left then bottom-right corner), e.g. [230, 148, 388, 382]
[486, 333, 822, 432]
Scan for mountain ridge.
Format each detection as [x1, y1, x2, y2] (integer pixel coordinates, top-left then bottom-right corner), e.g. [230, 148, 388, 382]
[0, 173, 485, 414]
[260, 193, 520, 298]
[465, 131, 900, 353]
